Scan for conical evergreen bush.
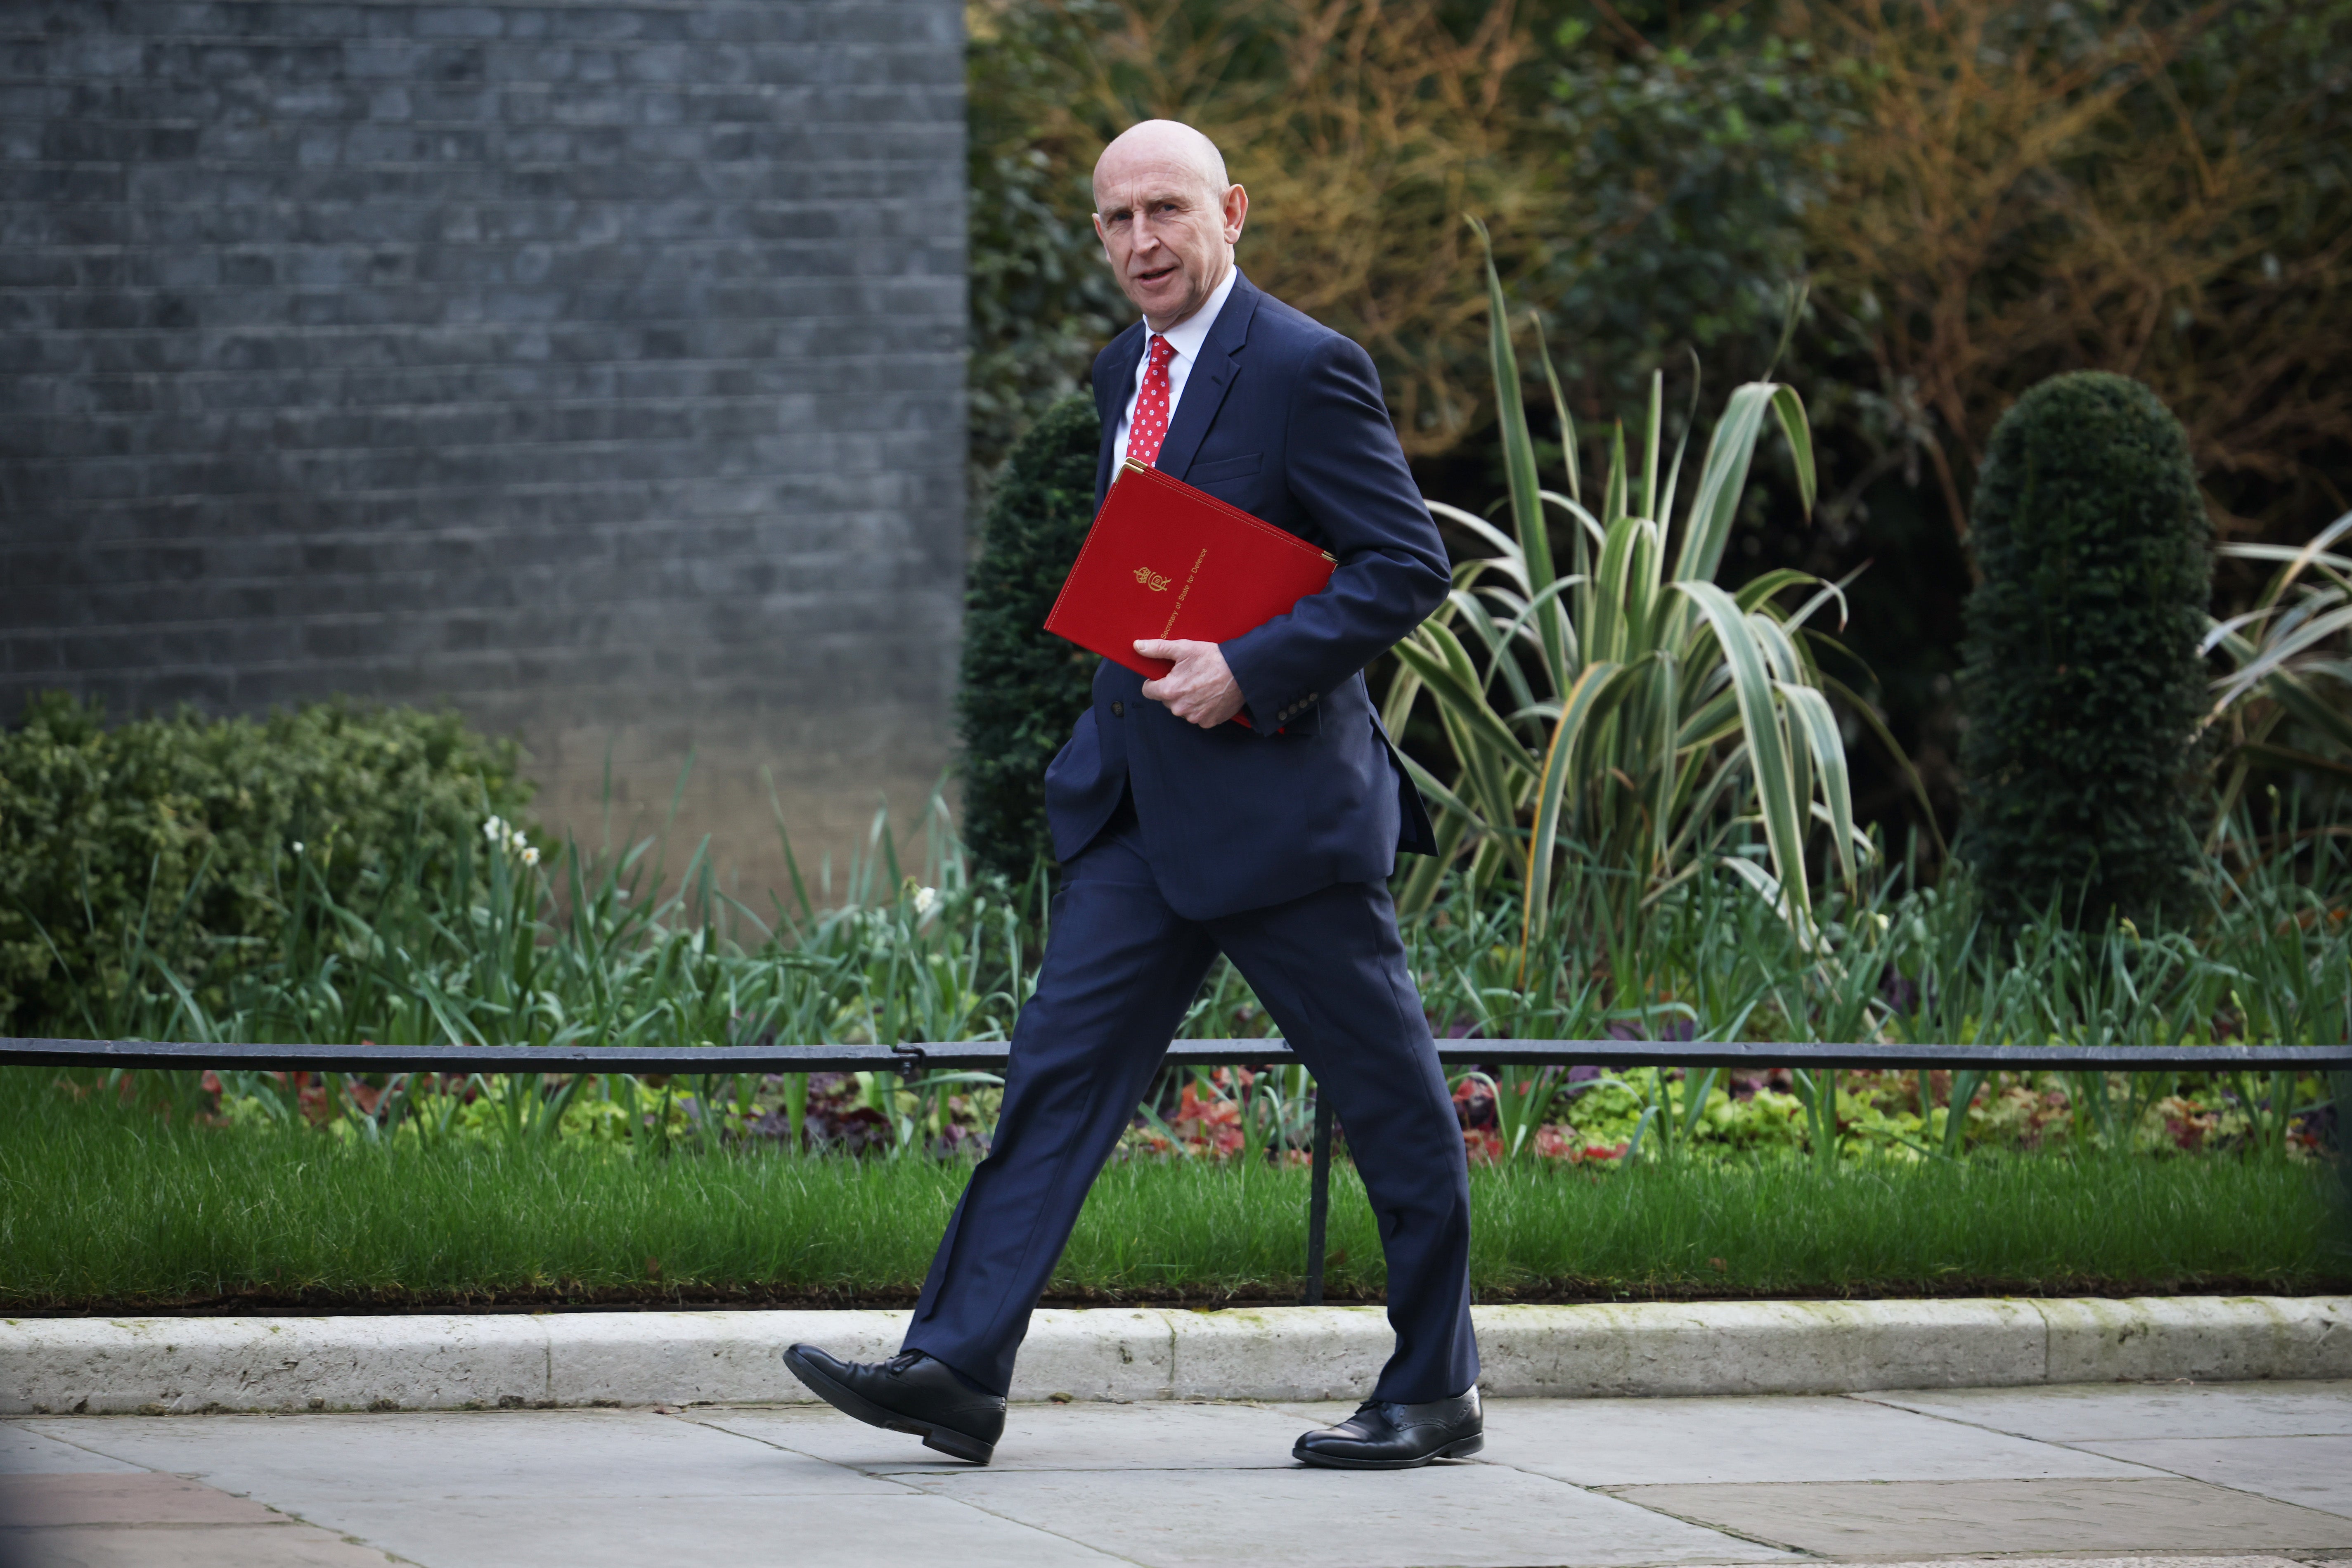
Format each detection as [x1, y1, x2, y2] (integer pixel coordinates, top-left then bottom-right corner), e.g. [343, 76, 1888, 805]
[956, 393, 1103, 884]
[1957, 371, 2211, 926]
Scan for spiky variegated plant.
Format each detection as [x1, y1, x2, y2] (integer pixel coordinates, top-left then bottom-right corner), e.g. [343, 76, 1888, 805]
[1384, 224, 1878, 954]
[2202, 508, 2352, 826]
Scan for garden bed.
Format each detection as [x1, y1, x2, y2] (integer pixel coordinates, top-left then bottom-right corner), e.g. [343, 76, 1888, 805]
[5, 1067, 2343, 1313]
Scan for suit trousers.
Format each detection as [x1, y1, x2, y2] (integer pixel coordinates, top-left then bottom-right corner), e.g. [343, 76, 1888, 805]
[901, 805, 1479, 1402]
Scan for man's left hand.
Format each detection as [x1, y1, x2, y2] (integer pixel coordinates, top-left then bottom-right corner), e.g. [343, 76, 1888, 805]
[1136, 639, 1245, 728]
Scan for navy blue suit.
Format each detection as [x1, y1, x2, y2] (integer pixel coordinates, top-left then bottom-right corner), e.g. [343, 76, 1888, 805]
[1046, 272, 1447, 918]
[904, 272, 1477, 1405]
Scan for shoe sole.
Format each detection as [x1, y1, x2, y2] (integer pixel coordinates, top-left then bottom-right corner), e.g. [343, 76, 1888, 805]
[780, 1347, 996, 1465]
[1293, 1432, 1484, 1470]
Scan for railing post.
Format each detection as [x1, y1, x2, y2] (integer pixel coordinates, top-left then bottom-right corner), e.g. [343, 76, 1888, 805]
[1302, 1092, 1332, 1305]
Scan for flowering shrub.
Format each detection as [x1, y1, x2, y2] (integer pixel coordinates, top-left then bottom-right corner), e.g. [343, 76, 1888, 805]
[1168, 1077, 1247, 1159]
[204, 1069, 667, 1150]
[482, 815, 540, 868]
[1427, 1064, 2336, 1167]
[168, 1054, 2341, 1169]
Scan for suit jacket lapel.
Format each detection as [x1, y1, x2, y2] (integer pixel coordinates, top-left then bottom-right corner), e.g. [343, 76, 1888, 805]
[1093, 324, 1147, 504]
[1155, 271, 1259, 482]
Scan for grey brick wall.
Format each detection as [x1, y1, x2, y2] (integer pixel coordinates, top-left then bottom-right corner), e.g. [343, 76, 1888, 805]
[0, 0, 966, 885]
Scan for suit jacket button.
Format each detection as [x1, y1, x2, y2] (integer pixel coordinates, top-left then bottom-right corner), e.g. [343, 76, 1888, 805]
[1111, 701, 1125, 717]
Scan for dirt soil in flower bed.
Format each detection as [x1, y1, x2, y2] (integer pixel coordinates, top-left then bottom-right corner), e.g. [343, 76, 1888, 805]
[12, 1274, 2346, 1317]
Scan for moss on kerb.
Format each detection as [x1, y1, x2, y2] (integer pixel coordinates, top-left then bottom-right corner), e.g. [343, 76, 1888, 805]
[1178, 1307, 1387, 1329]
[1772, 1302, 1858, 1322]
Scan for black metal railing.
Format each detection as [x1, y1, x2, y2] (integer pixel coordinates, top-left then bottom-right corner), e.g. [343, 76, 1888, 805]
[8, 1035, 2348, 1303]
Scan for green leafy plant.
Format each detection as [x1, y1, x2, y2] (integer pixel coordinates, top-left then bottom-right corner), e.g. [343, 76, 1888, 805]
[2200, 508, 2352, 824]
[956, 392, 1105, 885]
[0, 694, 528, 1036]
[1384, 222, 1877, 957]
[1956, 371, 2212, 928]
[965, 3, 1129, 499]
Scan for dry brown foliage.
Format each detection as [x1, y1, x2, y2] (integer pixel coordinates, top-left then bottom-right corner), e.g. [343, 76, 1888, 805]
[984, 0, 1560, 455]
[1804, 0, 2352, 541]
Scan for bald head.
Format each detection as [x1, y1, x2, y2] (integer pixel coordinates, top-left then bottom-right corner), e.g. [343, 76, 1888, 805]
[1092, 120, 1229, 207]
[1091, 119, 1248, 333]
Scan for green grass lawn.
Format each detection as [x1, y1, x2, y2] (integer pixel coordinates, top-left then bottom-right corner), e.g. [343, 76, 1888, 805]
[4, 1068, 2345, 1310]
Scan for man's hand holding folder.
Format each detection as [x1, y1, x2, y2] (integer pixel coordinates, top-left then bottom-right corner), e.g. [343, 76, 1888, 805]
[1042, 458, 1338, 730]
[1132, 637, 1243, 727]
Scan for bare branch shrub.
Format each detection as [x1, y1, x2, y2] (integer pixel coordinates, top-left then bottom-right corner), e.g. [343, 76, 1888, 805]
[1804, 0, 2352, 540]
[974, 0, 1562, 456]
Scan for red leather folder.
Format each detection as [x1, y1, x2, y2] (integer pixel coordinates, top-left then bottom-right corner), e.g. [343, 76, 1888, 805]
[1044, 459, 1336, 686]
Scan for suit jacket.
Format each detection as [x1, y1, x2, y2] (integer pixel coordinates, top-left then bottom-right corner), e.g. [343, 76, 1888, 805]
[1041, 271, 1450, 919]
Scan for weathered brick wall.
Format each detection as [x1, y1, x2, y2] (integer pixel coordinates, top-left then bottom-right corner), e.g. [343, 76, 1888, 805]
[0, 0, 966, 887]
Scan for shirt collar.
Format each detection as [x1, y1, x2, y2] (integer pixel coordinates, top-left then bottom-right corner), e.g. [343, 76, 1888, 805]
[1146, 265, 1238, 365]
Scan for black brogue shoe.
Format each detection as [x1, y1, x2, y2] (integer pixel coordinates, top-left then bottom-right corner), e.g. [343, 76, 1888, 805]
[1293, 1386, 1484, 1470]
[782, 1344, 1006, 1464]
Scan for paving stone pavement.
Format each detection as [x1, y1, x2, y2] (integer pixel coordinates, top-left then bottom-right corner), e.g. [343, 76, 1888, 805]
[2, 1380, 2348, 1567]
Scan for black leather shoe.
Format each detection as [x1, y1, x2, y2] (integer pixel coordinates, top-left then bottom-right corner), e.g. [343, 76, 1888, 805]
[781, 1345, 1006, 1464]
[1293, 1387, 1484, 1469]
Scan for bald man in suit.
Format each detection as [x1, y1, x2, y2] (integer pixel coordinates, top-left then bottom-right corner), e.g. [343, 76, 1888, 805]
[786, 119, 1481, 1470]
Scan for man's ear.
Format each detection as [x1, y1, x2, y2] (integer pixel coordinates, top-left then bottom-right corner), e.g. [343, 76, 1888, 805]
[1222, 184, 1248, 244]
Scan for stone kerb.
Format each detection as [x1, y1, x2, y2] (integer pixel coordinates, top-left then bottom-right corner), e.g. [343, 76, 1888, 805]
[3, 1298, 2345, 1415]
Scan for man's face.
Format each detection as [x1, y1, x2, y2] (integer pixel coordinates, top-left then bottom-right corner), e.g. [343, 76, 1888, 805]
[1093, 154, 1247, 333]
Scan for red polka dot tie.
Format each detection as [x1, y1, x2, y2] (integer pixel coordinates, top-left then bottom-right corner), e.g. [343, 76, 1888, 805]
[1127, 334, 1176, 468]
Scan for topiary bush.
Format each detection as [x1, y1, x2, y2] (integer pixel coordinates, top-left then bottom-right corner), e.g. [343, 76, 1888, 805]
[1957, 371, 2212, 927]
[0, 694, 529, 1036]
[957, 391, 1104, 885]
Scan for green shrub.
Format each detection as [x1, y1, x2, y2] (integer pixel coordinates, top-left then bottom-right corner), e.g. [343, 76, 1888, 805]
[965, 6, 1127, 504]
[957, 391, 1103, 884]
[0, 694, 528, 1037]
[1957, 371, 2212, 926]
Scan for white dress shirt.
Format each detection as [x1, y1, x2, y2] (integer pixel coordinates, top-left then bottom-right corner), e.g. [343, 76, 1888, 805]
[1111, 266, 1240, 469]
